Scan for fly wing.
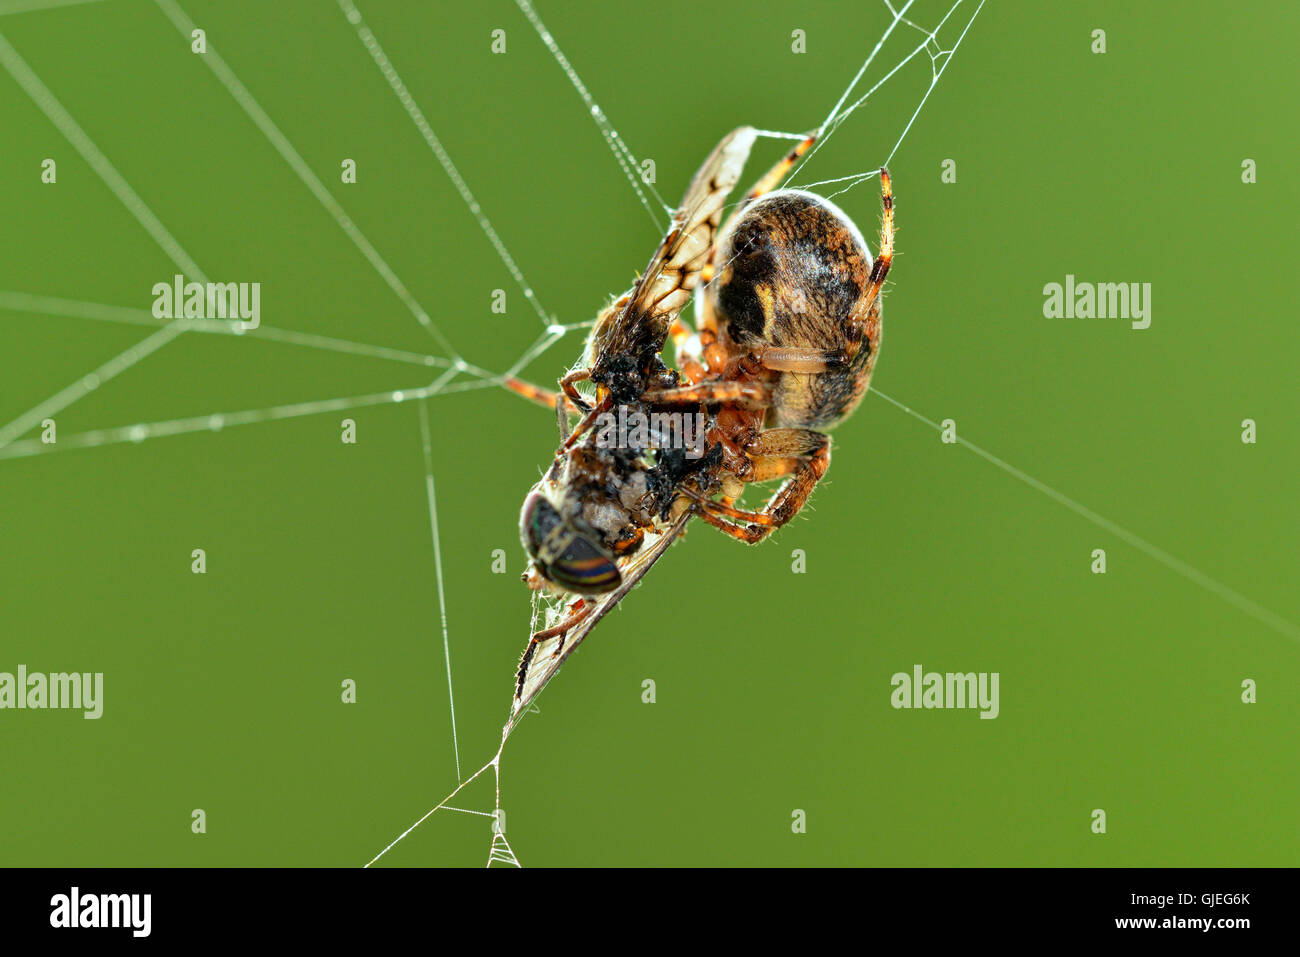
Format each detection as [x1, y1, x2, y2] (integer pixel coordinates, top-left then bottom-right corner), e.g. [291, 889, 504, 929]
[589, 126, 758, 371]
[510, 509, 692, 726]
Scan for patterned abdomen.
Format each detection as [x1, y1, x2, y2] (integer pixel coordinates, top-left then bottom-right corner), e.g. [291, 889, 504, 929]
[709, 189, 881, 429]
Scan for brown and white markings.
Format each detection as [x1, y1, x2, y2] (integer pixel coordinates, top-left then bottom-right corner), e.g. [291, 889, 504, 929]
[675, 171, 893, 544]
[507, 127, 894, 713]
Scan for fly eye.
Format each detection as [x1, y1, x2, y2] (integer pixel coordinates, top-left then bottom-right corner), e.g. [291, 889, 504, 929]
[520, 490, 562, 560]
[548, 535, 622, 594]
[520, 491, 622, 593]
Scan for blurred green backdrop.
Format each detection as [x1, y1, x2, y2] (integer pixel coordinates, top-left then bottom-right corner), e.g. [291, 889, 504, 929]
[1, 0, 1296, 867]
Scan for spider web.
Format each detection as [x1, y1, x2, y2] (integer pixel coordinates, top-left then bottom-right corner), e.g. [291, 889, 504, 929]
[2, 0, 1293, 869]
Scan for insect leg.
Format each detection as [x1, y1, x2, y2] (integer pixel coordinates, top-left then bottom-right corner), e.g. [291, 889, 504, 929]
[529, 598, 591, 643]
[518, 598, 591, 689]
[555, 394, 571, 445]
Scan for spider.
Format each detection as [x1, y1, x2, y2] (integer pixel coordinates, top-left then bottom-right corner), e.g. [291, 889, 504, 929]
[666, 168, 892, 544]
[508, 126, 893, 690]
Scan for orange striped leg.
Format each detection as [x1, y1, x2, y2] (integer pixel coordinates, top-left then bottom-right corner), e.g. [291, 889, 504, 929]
[560, 369, 594, 410]
[862, 167, 894, 312]
[741, 133, 817, 204]
[694, 430, 830, 544]
[501, 376, 590, 414]
[640, 380, 770, 408]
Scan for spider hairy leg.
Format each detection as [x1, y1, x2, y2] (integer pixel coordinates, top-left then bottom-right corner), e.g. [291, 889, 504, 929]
[862, 166, 894, 311]
[560, 368, 594, 409]
[502, 376, 587, 413]
[669, 317, 709, 383]
[695, 429, 831, 544]
[679, 291, 730, 381]
[640, 380, 771, 408]
[557, 393, 613, 454]
[742, 133, 818, 205]
[757, 346, 850, 373]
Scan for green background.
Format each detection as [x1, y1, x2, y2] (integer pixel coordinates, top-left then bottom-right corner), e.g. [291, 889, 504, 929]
[1, 0, 1296, 867]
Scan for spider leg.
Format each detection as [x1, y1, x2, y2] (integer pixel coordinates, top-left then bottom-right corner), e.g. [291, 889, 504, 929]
[681, 484, 770, 524]
[558, 393, 614, 453]
[560, 369, 594, 409]
[861, 167, 894, 312]
[501, 376, 588, 414]
[694, 429, 831, 544]
[755, 346, 850, 373]
[502, 369, 608, 453]
[744, 426, 830, 473]
[740, 133, 817, 206]
[681, 288, 733, 381]
[640, 380, 771, 408]
[694, 505, 770, 543]
[669, 317, 709, 384]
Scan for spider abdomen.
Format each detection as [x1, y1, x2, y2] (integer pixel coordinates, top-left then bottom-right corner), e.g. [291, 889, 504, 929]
[709, 189, 882, 429]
